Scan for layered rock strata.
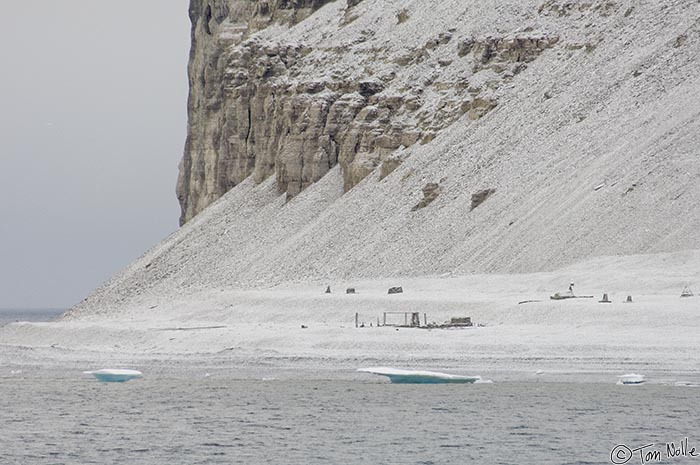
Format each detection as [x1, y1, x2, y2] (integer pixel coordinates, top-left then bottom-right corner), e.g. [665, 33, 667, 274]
[177, 0, 558, 224]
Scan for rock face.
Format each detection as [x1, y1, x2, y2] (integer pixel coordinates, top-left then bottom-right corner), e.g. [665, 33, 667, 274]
[178, 0, 338, 224]
[471, 188, 496, 210]
[177, 0, 558, 224]
[379, 156, 402, 181]
[412, 183, 441, 211]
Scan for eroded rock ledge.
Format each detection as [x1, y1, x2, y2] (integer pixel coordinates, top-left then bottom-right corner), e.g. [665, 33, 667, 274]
[177, 0, 559, 224]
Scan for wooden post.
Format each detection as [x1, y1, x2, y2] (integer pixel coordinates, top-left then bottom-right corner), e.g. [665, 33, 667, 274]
[355, 312, 359, 328]
[404, 313, 408, 326]
[383, 312, 387, 326]
[424, 313, 427, 327]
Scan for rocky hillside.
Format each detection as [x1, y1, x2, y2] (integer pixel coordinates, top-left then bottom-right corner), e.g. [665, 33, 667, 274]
[178, 0, 561, 224]
[70, 0, 700, 316]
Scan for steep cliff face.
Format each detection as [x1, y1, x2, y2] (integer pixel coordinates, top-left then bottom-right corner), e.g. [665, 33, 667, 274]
[178, 0, 337, 224]
[177, 0, 558, 224]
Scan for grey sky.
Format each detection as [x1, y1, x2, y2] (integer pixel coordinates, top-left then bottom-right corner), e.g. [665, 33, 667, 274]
[0, 1, 191, 309]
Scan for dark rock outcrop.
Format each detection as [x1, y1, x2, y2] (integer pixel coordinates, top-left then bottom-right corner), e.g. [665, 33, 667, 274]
[471, 188, 496, 210]
[413, 183, 441, 211]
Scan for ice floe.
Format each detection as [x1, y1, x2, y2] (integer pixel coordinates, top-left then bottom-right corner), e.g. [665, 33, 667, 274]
[617, 373, 646, 385]
[358, 367, 482, 384]
[84, 369, 143, 383]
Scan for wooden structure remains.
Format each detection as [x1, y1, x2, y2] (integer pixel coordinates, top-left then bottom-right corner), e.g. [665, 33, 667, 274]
[448, 317, 472, 327]
[354, 313, 476, 329]
[424, 317, 474, 329]
[383, 311, 423, 327]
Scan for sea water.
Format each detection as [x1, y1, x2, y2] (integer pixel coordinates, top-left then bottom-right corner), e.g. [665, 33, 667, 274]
[1, 375, 699, 465]
[0, 308, 64, 327]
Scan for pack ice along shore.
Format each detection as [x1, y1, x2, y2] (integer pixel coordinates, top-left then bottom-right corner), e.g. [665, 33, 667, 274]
[2, 0, 700, 379]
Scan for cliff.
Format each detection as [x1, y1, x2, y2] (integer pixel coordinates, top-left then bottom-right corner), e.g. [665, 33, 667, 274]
[177, 0, 559, 224]
[68, 0, 700, 317]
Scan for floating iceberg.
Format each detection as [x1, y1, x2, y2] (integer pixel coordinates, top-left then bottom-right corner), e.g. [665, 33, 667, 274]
[84, 369, 143, 383]
[617, 373, 646, 385]
[358, 367, 481, 384]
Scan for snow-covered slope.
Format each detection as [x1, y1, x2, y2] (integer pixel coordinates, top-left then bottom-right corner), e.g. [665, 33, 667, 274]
[66, 0, 700, 318]
[4, 250, 700, 378]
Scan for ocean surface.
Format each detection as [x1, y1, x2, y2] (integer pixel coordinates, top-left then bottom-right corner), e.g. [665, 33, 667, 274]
[0, 308, 64, 327]
[1, 374, 699, 465]
[2, 310, 699, 464]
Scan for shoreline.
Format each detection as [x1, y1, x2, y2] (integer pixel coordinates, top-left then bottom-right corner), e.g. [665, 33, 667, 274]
[2, 251, 699, 384]
[1, 318, 698, 385]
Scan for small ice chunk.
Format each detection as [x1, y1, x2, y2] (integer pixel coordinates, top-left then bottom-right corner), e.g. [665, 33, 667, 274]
[617, 373, 645, 385]
[674, 381, 700, 387]
[84, 369, 143, 383]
